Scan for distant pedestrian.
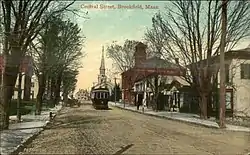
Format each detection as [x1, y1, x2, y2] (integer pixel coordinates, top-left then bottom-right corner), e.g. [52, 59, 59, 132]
[143, 98, 146, 108]
[137, 101, 140, 110]
[137, 96, 143, 110]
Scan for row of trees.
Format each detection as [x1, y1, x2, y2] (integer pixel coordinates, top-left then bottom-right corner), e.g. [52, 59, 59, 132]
[106, 0, 250, 122]
[30, 15, 83, 115]
[0, 0, 84, 130]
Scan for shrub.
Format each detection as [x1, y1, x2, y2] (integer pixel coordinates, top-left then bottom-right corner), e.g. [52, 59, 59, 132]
[9, 100, 35, 115]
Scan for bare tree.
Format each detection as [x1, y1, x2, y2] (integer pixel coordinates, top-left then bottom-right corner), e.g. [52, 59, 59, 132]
[106, 40, 139, 72]
[144, 26, 165, 58]
[0, 0, 76, 129]
[146, 0, 250, 119]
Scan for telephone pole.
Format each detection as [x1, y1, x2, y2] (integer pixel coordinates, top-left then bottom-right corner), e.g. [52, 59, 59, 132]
[219, 0, 228, 128]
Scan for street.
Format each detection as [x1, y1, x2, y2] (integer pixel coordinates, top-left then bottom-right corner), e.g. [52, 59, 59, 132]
[20, 101, 250, 155]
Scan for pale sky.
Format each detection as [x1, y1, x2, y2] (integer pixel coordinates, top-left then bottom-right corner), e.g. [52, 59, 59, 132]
[69, 1, 250, 91]
[71, 1, 166, 91]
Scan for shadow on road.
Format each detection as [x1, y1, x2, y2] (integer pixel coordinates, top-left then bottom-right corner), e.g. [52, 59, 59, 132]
[113, 144, 134, 155]
[95, 108, 113, 111]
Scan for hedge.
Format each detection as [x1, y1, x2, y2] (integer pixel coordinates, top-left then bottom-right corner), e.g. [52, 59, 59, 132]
[9, 100, 36, 115]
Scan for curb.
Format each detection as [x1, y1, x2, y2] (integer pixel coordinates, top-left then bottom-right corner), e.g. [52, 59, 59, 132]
[111, 105, 219, 129]
[10, 128, 44, 155]
[8, 105, 63, 155]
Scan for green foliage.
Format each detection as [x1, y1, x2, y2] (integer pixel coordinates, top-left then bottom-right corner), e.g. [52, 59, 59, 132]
[62, 69, 79, 94]
[110, 84, 122, 101]
[9, 100, 36, 115]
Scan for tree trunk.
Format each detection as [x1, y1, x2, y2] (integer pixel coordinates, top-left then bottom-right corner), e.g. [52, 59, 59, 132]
[200, 93, 208, 119]
[23, 75, 31, 101]
[63, 90, 69, 106]
[54, 71, 63, 106]
[154, 74, 159, 111]
[0, 47, 22, 129]
[207, 91, 212, 118]
[46, 77, 51, 100]
[36, 74, 45, 115]
[50, 77, 56, 101]
[212, 75, 219, 120]
[0, 65, 19, 129]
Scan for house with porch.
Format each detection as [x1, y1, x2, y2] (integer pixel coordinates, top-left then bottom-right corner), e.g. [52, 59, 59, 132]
[133, 71, 191, 111]
[121, 42, 189, 110]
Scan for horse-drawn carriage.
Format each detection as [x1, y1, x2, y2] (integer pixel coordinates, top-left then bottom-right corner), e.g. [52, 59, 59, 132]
[90, 87, 110, 109]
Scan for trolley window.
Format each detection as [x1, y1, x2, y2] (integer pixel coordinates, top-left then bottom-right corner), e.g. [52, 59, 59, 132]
[104, 93, 108, 99]
[95, 92, 100, 99]
[91, 93, 95, 99]
[100, 92, 104, 99]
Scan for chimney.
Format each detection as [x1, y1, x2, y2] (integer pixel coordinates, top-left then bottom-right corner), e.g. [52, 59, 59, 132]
[175, 58, 179, 64]
[134, 42, 147, 68]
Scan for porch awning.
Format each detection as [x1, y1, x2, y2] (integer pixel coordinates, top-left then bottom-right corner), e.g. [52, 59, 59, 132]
[167, 76, 190, 86]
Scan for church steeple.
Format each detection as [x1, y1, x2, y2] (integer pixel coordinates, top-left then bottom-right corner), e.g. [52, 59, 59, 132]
[98, 46, 107, 84]
[100, 46, 105, 75]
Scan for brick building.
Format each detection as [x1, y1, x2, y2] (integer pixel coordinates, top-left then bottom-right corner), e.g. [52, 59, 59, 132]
[121, 42, 185, 105]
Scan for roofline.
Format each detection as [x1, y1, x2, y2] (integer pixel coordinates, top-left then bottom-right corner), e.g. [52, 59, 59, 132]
[121, 67, 134, 75]
[186, 48, 250, 67]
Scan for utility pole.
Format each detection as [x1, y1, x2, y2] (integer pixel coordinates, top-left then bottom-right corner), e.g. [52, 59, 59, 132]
[114, 77, 117, 104]
[219, 0, 228, 128]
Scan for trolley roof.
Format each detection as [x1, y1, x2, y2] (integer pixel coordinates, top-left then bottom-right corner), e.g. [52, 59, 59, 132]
[91, 88, 109, 93]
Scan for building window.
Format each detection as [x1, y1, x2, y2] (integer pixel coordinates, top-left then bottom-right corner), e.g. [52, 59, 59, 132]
[104, 93, 108, 99]
[95, 92, 100, 99]
[225, 91, 232, 110]
[240, 64, 250, 79]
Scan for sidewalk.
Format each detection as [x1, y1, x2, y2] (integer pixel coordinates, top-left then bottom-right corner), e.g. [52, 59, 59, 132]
[0, 104, 62, 155]
[109, 102, 250, 133]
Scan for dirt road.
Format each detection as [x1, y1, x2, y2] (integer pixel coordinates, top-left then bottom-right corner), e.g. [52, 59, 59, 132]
[20, 102, 250, 155]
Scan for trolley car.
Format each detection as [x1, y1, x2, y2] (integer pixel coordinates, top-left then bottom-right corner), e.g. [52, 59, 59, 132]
[91, 87, 110, 109]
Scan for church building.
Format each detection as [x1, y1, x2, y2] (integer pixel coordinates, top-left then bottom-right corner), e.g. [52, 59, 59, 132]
[91, 46, 115, 96]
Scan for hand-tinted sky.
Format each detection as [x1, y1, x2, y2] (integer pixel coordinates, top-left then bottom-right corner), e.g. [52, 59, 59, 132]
[70, 1, 250, 91]
[71, 1, 166, 91]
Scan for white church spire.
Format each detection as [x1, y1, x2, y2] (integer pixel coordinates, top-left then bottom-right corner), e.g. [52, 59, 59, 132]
[100, 46, 105, 73]
[98, 46, 107, 84]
